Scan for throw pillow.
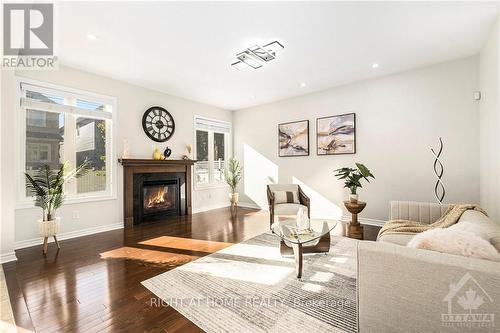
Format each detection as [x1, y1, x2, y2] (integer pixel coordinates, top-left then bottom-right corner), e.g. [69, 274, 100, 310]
[273, 190, 300, 204]
[407, 227, 500, 262]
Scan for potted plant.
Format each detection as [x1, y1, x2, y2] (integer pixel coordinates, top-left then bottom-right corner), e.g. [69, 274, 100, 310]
[25, 161, 89, 254]
[334, 163, 375, 202]
[224, 158, 242, 206]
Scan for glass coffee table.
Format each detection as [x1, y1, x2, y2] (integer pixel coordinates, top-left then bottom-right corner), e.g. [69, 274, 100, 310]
[271, 218, 338, 278]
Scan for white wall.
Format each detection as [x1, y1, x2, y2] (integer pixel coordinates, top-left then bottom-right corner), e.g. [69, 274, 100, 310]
[233, 57, 480, 221]
[479, 19, 500, 224]
[1, 65, 232, 256]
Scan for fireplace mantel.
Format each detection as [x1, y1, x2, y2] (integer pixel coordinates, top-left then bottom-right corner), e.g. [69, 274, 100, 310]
[119, 158, 196, 228]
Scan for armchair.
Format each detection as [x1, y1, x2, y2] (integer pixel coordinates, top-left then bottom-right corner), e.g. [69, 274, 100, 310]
[266, 184, 310, 228]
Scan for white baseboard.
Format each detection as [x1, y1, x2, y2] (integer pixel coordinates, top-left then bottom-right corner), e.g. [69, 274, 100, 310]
[342, 215, 386, 227]
[0, 252, 17, 264]
[237, 202, 262, 210]
[193, 202, 231, 214]
[14, 222, 124, 250]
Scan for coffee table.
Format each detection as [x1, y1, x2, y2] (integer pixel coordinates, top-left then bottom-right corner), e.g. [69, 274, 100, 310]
[271, 218, 338, 278]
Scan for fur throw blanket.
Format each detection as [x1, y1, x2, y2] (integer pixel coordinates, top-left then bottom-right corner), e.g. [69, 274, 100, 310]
[377, 204, 486, 240]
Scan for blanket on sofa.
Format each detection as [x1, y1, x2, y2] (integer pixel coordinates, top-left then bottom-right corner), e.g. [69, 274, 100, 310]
[377, 204, 486, 239]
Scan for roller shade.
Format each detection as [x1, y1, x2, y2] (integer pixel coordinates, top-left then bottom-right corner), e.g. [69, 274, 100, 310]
[195, 117, 231, 133]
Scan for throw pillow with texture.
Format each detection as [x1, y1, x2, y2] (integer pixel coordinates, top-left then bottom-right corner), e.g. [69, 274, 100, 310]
[407, 227, 500, 262]
[273, 190, 300, 204]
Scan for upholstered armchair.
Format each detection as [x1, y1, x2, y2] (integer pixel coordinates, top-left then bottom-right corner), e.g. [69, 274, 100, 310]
[266, 184, 310, 228]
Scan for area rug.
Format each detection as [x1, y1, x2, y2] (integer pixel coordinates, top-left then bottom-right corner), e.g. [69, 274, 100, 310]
[142, 232, 358, 333]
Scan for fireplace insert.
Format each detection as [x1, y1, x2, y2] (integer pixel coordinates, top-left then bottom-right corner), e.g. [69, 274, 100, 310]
[133, 173, 185, 224]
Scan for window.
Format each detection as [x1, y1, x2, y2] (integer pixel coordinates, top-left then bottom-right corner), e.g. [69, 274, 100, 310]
[20, 80, 115, 200]
[194, 117, 231, 187]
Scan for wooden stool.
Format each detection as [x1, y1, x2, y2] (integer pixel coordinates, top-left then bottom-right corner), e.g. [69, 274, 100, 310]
[344, 201, 367, 240]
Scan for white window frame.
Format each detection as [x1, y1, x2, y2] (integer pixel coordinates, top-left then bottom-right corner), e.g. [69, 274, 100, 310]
[193, 116, 232, 190]
[26, 142, 52, 163]
[16, 77, 117, 207]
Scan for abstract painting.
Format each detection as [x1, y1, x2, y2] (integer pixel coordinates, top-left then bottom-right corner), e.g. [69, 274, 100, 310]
[278, 120, 309, 157]
[316, 113, 356, 155]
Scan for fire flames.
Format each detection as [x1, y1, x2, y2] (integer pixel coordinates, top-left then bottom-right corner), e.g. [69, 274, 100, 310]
[145, 187, 170, 209]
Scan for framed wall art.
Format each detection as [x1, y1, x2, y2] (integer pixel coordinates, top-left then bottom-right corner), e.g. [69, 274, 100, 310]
[278, 120, 309, 157]
[316, 113, 356, 155]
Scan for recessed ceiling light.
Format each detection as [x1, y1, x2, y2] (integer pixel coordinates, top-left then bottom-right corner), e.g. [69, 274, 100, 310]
[372, 63, 379, 69]
[300, 82, 306, 87]
[87, 34, 97, 41]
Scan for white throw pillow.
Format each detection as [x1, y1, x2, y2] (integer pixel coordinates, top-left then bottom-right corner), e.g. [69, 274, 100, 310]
[273, 190, 300, 204]
[407, 227, 500, 262]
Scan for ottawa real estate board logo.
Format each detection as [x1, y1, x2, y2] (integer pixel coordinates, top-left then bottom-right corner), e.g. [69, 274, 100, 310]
[2, 3, 57, 69]
[442, 273, 495, 329]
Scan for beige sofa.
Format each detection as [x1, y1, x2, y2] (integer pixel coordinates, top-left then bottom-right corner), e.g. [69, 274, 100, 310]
[357, 201, 500, 332]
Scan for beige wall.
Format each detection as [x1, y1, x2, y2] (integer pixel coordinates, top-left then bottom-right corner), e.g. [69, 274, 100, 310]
[233, 57, 481, 221]
[479, 19, 500, 224]
[1, 65, 232, 256]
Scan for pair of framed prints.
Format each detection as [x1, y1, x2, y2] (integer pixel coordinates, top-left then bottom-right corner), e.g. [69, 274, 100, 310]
[278, 113, 356, 157]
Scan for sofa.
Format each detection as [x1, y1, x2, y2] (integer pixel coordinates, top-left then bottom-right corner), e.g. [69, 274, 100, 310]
[357, 201, 500, 332]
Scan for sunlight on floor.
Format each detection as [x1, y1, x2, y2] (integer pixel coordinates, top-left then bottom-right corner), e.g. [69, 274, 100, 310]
[139, 236, 233, 253]
[243, 144, 278, 209]
[219, 243, 293, 262]
[100, 246, 197, 265]
[330, 256, 348, 264]
[180, 257, 294, 285]
[301, 282, 324, 292]
[0, 321, 34, 333]
[310, 271, 335, 283]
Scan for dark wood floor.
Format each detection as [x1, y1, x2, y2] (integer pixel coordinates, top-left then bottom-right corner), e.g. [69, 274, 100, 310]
[3, 207, 380, 333]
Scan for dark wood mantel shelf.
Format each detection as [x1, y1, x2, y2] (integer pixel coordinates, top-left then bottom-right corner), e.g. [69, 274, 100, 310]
[119, 158, 196, 228]
[118, 158, 196, 167]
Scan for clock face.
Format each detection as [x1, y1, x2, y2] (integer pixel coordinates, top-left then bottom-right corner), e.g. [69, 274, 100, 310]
[142, 106, 175, 142]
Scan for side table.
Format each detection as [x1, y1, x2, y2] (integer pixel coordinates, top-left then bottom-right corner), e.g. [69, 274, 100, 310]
[343, 200, 367, 240]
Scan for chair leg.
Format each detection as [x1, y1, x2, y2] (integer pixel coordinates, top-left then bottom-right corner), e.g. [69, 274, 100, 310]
[42, 237, 48, 255]
[53, 235, 60, 249]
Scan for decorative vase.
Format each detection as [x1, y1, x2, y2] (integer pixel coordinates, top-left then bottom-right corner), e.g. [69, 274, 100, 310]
[295, 207, 310, 230]
[164, 147, 172, 158]
[38, 217, 60, 237]
[229, 192, 239, 205]
[153, 147, 162, 160]
[349, 193, 358, 203]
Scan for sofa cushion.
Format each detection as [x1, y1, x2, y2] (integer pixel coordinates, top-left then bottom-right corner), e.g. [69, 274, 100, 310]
[274, 203, 307, 216]
[273, 190, 300, 204]
[378, 233, 415, 246]
[459, 210, 500, 252]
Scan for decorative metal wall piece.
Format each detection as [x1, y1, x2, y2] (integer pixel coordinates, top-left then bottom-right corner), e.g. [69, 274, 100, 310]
[431, 137, 446, 204]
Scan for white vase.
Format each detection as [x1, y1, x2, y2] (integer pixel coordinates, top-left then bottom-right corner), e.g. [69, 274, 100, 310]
[38, 217, 60, 237]
[349, 193, 358, 203]
[229, 193, 239, 204]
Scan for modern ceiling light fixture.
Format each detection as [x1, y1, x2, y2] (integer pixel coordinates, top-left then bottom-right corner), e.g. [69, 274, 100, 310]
[231, 41, 284, 70]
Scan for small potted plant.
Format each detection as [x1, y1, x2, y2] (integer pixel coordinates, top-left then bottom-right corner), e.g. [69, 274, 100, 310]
[334, 163, 375, 202]
[224, 158, 242, 206]
[25, 161, 89, 254]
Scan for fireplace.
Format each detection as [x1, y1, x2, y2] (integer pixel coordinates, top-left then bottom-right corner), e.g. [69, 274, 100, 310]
[120, 159, 195, 228]
[133, 173, 185, 224]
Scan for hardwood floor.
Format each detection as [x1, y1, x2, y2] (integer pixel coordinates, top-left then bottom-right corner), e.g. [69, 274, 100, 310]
[3, 207, 380, 333]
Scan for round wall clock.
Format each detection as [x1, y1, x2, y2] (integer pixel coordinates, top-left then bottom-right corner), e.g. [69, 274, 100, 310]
[142, 106, 175, 142]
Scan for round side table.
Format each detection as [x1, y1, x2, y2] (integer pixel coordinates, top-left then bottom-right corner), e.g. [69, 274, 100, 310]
[343, 200, 367, 240]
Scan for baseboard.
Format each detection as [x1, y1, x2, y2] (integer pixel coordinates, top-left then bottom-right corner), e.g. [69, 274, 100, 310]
[342, 215, 386, 227]
[14, 222, 124, 250]
[192, 202, 231, 214]
[0, 252, 18, 264]
[237, 202, 262, 210]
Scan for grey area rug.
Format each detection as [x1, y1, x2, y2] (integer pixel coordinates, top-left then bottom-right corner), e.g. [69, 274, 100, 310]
[142, 232, 358, 333]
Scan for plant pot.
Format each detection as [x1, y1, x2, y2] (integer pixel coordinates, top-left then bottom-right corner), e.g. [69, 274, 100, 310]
[38, 217, 60, 237]
[349, 194, 358, 203]
[229, 192, 239, 204]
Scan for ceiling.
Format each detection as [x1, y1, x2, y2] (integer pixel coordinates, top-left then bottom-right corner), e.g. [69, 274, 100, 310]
[56, 1, 498, 110]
